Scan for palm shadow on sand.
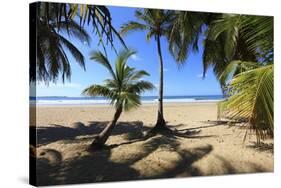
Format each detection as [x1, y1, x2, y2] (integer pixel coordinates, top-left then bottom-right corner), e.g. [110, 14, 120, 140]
[31, 120, 217, 147]
[246, 142, 273, 153]
[33, 120, 271, 186]
[35, 133, 213, 186]
[174, 120, 229, 132]
[31, 121, 149, 146]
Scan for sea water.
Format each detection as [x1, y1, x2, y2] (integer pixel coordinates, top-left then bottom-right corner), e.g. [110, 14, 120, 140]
[30, 95, 225, 106]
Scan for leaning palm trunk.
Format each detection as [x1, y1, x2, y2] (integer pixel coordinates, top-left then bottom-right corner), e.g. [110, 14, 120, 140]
[90, 107, 122, 149]
[155, 34, 166, 128]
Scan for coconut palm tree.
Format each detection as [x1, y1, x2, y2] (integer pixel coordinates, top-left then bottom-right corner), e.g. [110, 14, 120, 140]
[120, 9, 204, 130]
[120, 9, 174, 129]
[31, 2, 127, 83]
[203, 14, 273, 142]
[82, 49, 154, 149]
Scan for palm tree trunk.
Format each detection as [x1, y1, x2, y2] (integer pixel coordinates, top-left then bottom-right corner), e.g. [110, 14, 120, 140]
[90, 107, 123, 149]
[155, 34, 166, 129]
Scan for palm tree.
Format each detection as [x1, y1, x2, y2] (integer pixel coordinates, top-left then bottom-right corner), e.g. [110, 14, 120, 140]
[120, 9, 175, 129]
[203, 14, 273, 142]
[31, 2, 127, 83]
[120, 9, 204, 130]
[82, 49, 154, 149]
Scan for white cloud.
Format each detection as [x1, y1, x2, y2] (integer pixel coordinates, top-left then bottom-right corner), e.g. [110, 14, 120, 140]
[131, 54, 142, 61]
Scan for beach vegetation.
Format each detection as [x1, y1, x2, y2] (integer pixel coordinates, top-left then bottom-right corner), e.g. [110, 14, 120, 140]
[32, 2, 126, 83]
[82, 49, 154, 149]
[203, 14, 273, 142]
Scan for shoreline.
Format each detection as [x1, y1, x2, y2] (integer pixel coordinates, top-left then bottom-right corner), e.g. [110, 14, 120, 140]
[30, 100, 222, 108]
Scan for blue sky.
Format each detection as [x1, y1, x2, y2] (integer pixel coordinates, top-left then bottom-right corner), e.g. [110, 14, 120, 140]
[36, 6, 222, 97]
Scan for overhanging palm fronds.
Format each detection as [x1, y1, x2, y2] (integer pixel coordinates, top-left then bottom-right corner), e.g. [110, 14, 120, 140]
[219, 63, 273, 143]
[240, 16, 273, 62]
[31, 2, 127, 83]
[218, 60, 260, 87]
[202, 14, 272, 81]
[207, 14, 242, 60]
[40, 2, 127, 50]
[168, 11, 205, 63]
[205, 13, 274, 143]
[35, 18, 89, 83]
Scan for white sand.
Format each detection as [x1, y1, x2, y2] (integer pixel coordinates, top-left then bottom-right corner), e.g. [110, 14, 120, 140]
[31, 102, 273, 185]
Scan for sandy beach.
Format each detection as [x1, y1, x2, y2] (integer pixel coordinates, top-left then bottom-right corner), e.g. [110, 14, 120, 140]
[31, 102, 273, 185]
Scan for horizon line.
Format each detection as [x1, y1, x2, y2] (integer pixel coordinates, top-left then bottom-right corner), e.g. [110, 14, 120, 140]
[31, 94, 224, 98]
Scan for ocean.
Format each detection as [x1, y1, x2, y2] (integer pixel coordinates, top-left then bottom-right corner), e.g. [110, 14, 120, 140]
[30, 95, 225, 106]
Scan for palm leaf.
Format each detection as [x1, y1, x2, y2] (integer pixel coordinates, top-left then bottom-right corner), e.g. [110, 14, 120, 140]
[32, 2, 127, 83]
[219, 60, 260, 85]
[89, 51, 116, 79]
[128, 81, 155, 94]
[220, 64, 273, 143]
[82, 85, 115, 99]
[120, 21, 149, 36]
[58, 34, 85, 69]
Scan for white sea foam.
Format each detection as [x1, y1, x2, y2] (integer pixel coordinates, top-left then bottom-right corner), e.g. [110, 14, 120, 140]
[30, 98, 223, 106]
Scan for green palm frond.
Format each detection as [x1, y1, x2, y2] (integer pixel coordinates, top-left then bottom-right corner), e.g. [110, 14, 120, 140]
[55, 21, 91, 45]
[90, 51, 116, 79]
[58, 34, 85, 69]
[241, 16, 273, 60]
[168, 11, 205, 63]
[103, 79, 119, 90]
[220, 64, 273, 143]
[213, 15, 241, 59]
[119, 92, 141, 111]
[120, 8, 205, 70]
[36, 21, 87, 83]
[120, 21, 149, 36]
[115, 49, 136, 83]
[83, 49, 154, 111]
[205, 14, 274, 143]
[202, 13, 272, 88]
[82, 84, 115, 99]
[120, 9, 176, 43]
[202, 35, 228, 81]
[128, 81, 155, 94]
[219, 60, 260, 85]
[134, 9, 155, 26]
[129, 70, 150, 81]
[116, 49, 136, 66]
[146, 30, 156, 41]
[32, 2, 127, 83]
